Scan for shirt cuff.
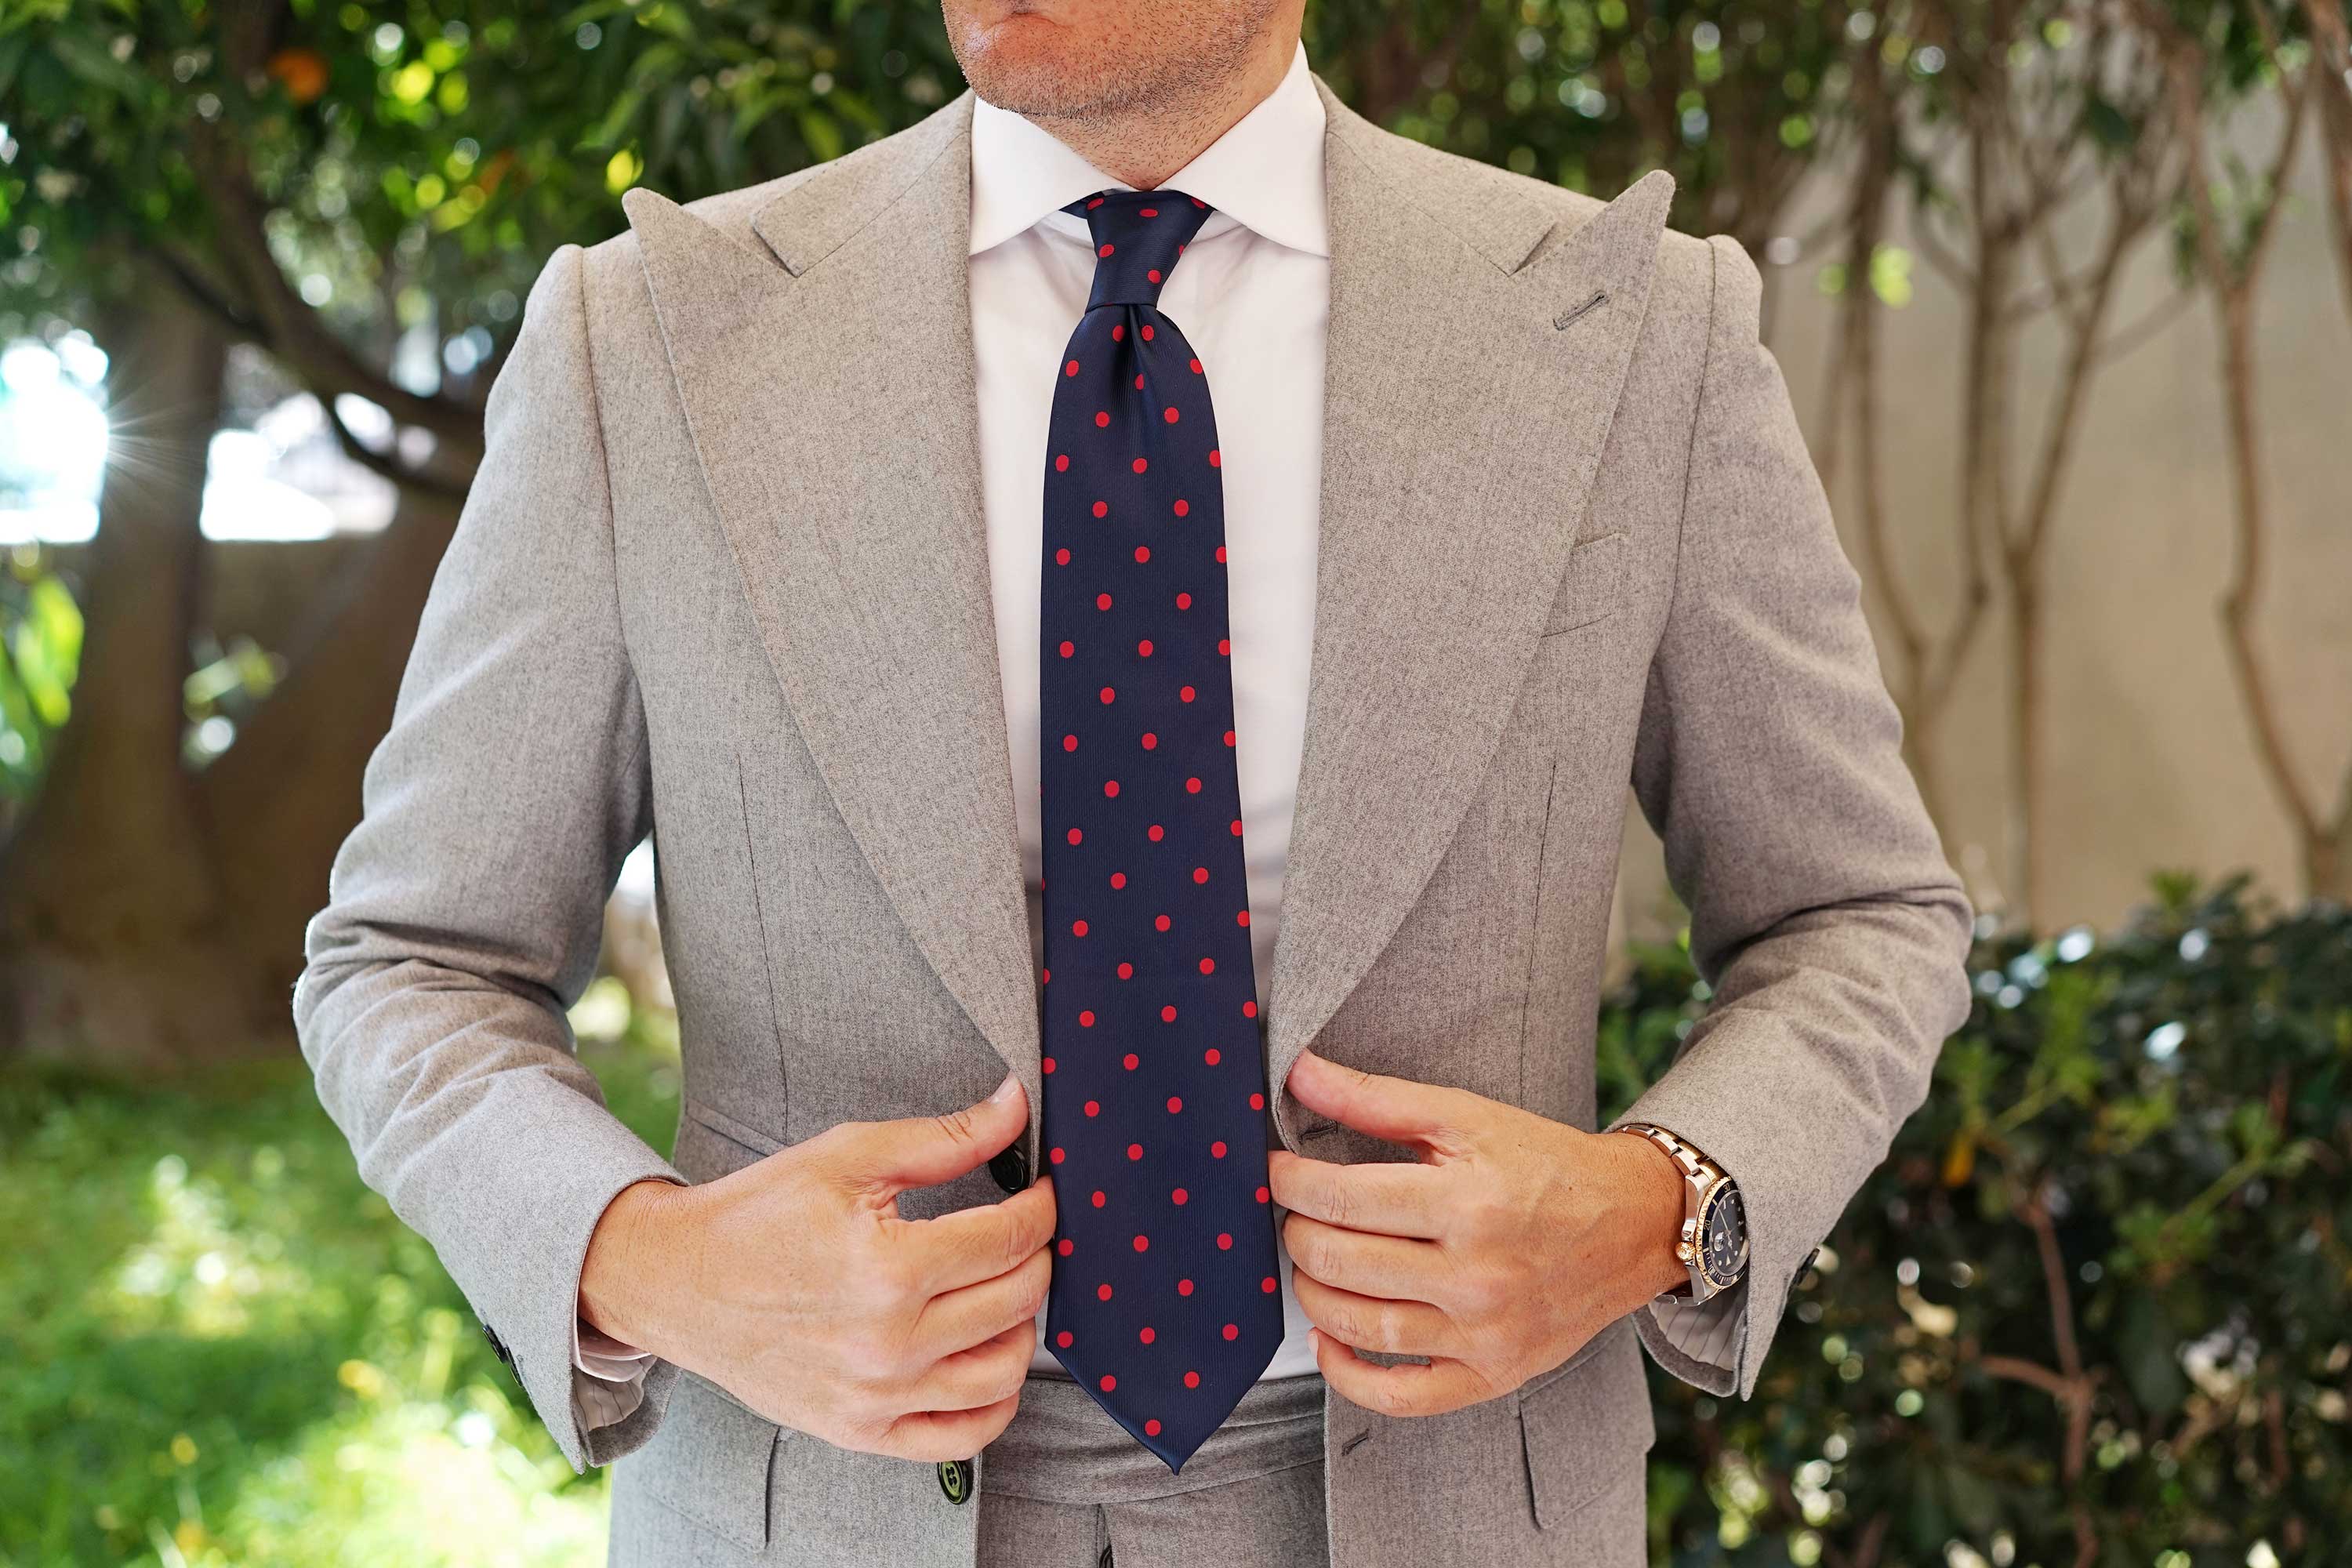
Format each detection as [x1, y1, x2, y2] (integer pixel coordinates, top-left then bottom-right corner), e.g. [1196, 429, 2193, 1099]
[571, 1304, 657, 1430]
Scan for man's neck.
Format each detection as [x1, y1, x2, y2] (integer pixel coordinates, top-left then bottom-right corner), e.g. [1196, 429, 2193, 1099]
[1019, 38, 1295, 191]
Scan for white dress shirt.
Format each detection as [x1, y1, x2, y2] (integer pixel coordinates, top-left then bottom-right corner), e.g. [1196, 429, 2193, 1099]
[570, 35, 1743, 1430]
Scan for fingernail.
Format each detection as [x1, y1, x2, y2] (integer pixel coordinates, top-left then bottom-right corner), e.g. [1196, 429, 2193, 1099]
[989, 1071, 1022, 1105]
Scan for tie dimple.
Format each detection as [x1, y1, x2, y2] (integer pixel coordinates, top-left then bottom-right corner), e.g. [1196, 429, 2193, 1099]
[1036, 186, 1282, 1473]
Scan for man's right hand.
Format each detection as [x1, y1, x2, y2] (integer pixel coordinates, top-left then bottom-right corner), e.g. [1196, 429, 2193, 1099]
[578, 1073, 1053, 1461]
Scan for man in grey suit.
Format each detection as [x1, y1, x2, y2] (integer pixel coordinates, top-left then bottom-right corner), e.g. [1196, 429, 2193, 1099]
[294, 1, 1974, 1563]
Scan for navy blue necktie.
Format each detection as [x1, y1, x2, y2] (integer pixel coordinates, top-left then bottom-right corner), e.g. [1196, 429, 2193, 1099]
[1036, 187, 1281, 1472]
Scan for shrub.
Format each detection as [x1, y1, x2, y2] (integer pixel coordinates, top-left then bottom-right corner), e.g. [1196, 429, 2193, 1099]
[1606, 874, 2352, 1566]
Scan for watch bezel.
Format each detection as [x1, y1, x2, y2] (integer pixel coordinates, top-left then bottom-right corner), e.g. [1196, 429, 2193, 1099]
[1692, 1178, 1748, 1291]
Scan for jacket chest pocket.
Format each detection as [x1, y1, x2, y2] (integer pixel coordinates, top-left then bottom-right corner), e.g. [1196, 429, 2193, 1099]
[1541, 530, 1631, 637]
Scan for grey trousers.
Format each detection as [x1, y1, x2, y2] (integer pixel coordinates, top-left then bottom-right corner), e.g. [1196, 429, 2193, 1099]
[977, 1372, 1330, 1567]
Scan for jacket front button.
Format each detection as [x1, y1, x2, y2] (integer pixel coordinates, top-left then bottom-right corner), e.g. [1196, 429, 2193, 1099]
[989, 1143, 1029, 1194]
[938, 1457, 973, 1504]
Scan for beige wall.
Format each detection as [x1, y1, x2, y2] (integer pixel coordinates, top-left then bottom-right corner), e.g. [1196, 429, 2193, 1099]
[1617, 103, 2352, 947]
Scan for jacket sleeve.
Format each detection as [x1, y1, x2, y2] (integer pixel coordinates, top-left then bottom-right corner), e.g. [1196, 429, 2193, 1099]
[1612, 232, 1976, 1399]
[292, 241, 688, 1471]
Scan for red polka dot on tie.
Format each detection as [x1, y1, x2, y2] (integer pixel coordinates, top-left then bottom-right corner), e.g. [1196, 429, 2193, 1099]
[1256, 1185, 1270, 1203]
[1134, 373, 1145, 390]
[1123, 1053, 1139, 1070]
[1198, 957, 1214, 975]
[1160, 1004, 1177, 1022]
[1210, 1140, 1227, 1158]
[1208, 448, 1221, 466]
[1215, 545, 1228, 564]
[1101, 1373, 1117, 1391]
[1189, 358, 1203, 373]
[1085, 1100, 1101, 1116]
[1055, 549, 1071, 567]
[1044, 1057, 1057, 1074]
[1140, 207, 1157, 217]
[1243, 999, 1258, 1017]
[1163, 407, 1180, 423]
[1117, 961, 1134, 978]
[1068, 827, 1083, 844]
[1180, 685, 1196, 702]
[1093, 500, 1109, 518]
[1140, 1326, 1156, 1343]
[1173, 499, 1189, 517]
[1058, 1330, 1074, 1348]
[1065, 358, 1081, 376]
[1127, 1143, 1144, 1161]
[1217, 1232, 1232, 1250]
[1062, 734, 1077, 753]
[1236, 910, 1250, 926]
[1147, 268, 1162, 284]
[1097, 592, 1112, 610]
[1185, 777, 1202, 793]
[1098, 1283, 1114, 1301]
[1098, 242, 1114, 257]
[1051, 1146, 1065, 1163]
[1055, 454, 1070, 470]
[1249, 1093, 1265, 1109]
[1132, 457, 1148, 474]
[1176, 592, 1192, 609]
[1222, 1323, 1240, 1341]
[1178, 1279, 1195, 1297]
[1133, 1234, 1149, 1252]
[1262, 1277, 1278, 1294]
[1141, 732, 1157, 750]
[1110, 871, 1127, 889]
[1111, 322, 1123, 340]
[1134, 547, 1150, 564]
[1184, 1370, 1200, 1388]
[1155, 914, 1171, 931]
[1072, 919, 1088, 937]
[1192, 866, 1209, 884]
[1218, 639, 1231, 656]
[1095, 411, 1111, 427]
[1142, 324, 1155, 340]
[1230, 819, 1243, 836]
[1099, 685, 1115, 705]
[1145, 1417, 1162, 1436]
[1137, 637, 1153, 655]
[1078, 1009, 1095, 1027]
[1204, 1047, 1221, 1065]
[1163, 1095, 1183, 1114]
[1171, 1187, 1188, 1204]
[1058, 638, 1074, 656]
[1058, 1238, 1073, 1256]
[1224, 730, 1236, 747]
[1091, 1190, 1105, 1207]
[1148, 824, 1165, 841]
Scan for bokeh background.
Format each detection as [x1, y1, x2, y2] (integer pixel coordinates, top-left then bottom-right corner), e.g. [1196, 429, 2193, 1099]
[2, 2, 2347, 1564]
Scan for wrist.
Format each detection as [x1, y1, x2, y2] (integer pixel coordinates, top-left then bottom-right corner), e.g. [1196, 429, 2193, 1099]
[1615, 1129, 1696, 1304]
[579, 1177, 691, 1360]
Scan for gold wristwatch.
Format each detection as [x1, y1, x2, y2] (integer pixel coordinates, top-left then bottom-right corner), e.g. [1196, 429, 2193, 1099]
[1617, 1123, 1748, 1303]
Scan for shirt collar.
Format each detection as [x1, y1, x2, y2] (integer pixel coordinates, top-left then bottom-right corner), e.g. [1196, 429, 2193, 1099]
[968, 37, 1328, 260]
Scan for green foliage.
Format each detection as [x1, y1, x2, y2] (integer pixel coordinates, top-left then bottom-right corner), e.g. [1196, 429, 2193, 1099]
[1605, 874, 2351, 1565]
[0, 543, 79, 802]
[0, 985, 681, 1566]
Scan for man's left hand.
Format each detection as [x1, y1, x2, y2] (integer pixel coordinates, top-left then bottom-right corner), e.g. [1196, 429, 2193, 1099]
[1267, 1048, 1693, 1417]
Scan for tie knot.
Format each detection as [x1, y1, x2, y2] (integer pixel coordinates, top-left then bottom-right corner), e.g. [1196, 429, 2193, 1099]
[1062, 187, 1214, 311]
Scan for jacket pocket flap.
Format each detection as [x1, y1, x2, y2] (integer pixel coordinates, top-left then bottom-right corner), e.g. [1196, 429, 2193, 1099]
[637, 1370, 779, 1552]
[1541, 530, 1630, 637]
[1518, 1315, 1655, 1529]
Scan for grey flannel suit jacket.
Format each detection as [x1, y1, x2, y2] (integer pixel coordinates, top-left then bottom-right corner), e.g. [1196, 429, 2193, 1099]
[294, 70, 1973, 1568]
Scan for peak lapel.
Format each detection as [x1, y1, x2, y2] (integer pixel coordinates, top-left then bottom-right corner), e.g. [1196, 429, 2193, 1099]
[1262, 81, 1675, 1140]
[625, 93, 1047, 1105]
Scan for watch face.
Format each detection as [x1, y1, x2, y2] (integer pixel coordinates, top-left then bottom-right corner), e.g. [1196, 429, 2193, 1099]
[1700, 1185, 1747, 1285]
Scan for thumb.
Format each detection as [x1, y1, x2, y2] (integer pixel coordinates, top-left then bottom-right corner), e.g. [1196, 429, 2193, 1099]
[1284, 1049, 1475, 1154]
[833, 1072, 1029, 1196]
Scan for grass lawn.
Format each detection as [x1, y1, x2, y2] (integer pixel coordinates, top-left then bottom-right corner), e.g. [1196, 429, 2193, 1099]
[0, 979, 679, 1567]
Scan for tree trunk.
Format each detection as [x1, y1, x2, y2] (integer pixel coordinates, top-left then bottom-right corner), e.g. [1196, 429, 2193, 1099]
[196, 488, 463, 1011]
[0, 294, 252, 1068]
